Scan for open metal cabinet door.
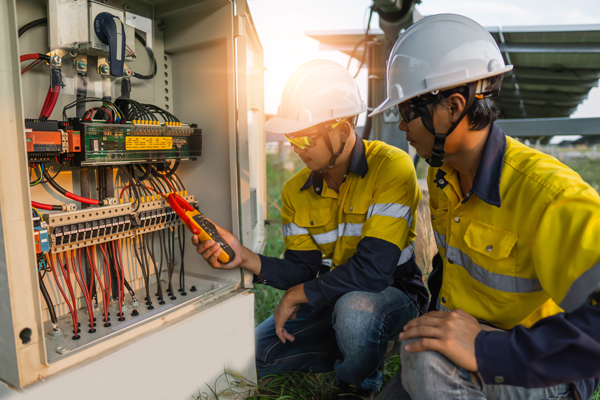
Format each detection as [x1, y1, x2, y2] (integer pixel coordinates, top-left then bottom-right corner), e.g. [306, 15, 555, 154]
[235, 0, 266, 288]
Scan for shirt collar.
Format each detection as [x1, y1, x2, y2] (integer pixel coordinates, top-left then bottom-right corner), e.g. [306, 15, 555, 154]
[468, 123, 506, 207]
[300, 133, 368, 196]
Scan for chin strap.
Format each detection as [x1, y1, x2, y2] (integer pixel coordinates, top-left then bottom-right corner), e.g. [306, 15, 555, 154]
[421, 82, 478, 168]
[317, 122, 347, 174]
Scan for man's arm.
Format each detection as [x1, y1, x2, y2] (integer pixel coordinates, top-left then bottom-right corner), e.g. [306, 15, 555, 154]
[476, 293, 600, 388]
[303, 236, 402, 306]
[254, 250, 323, 290]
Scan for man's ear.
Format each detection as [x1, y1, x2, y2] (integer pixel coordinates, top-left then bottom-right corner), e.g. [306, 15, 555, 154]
[339, 120, 353, 143]
[448, 93, 467, 124]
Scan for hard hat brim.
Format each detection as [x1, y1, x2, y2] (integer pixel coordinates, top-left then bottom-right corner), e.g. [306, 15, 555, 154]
[369, 65, 513, 117]
[263, 108, 367, 135]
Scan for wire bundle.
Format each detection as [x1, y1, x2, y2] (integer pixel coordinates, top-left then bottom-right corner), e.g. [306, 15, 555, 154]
[82, 102, 123, 122]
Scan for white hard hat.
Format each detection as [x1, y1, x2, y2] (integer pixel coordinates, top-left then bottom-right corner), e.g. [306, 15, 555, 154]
[370, 14, 513, 116]
[263, 60, 367, 134]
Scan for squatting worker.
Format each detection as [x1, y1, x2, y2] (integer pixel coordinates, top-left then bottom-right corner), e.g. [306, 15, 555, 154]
[193, 60, 428, 399]
[370, 14, 600, 400]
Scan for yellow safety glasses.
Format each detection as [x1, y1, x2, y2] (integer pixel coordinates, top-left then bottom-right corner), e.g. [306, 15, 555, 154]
[284, 120, 345, 150]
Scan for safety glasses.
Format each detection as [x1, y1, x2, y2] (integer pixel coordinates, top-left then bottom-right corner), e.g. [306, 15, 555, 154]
[284, 133, 320, 150]
[398, 99, 434, 123]
[285, 120, 345, 150]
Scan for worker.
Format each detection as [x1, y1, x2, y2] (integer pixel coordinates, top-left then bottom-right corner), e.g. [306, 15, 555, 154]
[370, 13, 600, 400]
[193, 59, 429, 399]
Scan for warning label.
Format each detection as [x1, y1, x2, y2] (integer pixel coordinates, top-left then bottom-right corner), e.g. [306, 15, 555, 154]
[126, 137, 173, 150]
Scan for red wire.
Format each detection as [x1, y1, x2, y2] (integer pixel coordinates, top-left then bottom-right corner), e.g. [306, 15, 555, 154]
[72, 249, 94, 330]
[22, 59, 42, 75]
[49, 254, 78, 334]
[65, 192, 100, 206]
[43, 86, 61, 119]
[20, 53, 40, 62]
[56, 253, 79, 337]
[39, 87, 52, 119]
[98, 244, 112, 310]
[88, 246, 109, 323]
[31, 201, 54, 211]
[110, 241, 124, 319]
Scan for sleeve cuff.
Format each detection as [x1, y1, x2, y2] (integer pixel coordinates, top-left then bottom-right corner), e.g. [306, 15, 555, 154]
[253, 254, 278, 284]
[476, 330, 519, 385]
[303, 278, 327, 307]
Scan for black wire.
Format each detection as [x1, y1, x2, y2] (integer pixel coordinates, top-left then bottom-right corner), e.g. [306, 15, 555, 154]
[42, 168, 67, 195]
[178, 225, 186, 294]
[132, 32, 157, 80]
[119, 166, 141, 212]
[39, 163, 65, 184]
[146, 232, 164, 303]
[351, 3, 375, 79]
[19, 17, 47, 38]
[172, 172, 186, 191]
[39, 269, 59, 326]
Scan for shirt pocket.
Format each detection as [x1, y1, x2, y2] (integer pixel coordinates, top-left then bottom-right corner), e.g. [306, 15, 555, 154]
[344, 192, 371, 216]
[463, 219, 519, 305]
[294, 206, 332, 228]
[429, 196, 449, 246]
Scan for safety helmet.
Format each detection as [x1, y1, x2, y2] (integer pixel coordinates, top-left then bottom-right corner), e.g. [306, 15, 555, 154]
[370, 14, 513, 167]
[263, 60, 367, 135]
[370, 14, 512, 116]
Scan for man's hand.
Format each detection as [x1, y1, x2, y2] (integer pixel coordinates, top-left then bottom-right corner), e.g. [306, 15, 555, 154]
[399, 309, 482, 372]
[191, 219, 245, 270]
[273, 284, 308, 343]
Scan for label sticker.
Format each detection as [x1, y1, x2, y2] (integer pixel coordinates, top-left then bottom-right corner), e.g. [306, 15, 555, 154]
[126, 136, 172, 150]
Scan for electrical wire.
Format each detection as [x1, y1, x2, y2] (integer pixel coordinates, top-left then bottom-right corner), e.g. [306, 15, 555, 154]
[72, 249, 95, 332]
[18, 17, 47, 37]
[145, 232, 165, 304]
[132, 32, 157, 80]
[30, 164, 44, 186]
[111, 241, 125, 320]
[42, 167, 108, 206]
[50, 253, 80, 339]
[178, 225, 186, 294]
[119, 166, 141, 211]
[38, 260, 59, 329]
[348, 2, 375, 79]
[31, 200, 63, 211]
[88, 246, 110, 324]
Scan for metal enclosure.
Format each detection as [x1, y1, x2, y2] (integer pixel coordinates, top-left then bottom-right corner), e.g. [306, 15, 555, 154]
[0, 0, 265, 396]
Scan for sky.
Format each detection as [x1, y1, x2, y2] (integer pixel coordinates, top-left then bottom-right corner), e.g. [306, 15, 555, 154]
[247, 0, 600, 132]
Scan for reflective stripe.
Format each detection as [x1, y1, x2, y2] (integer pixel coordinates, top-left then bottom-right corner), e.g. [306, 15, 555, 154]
[322, 259, 333, 267]
[367, 203, 413, 227]
[434, 230, 447, 249]
[433, 230, 542, 294]
[312, 229, 338, 245]
[282, 223, 309, 237]
[312, 223, 365, 245]
[559, 260, 600, 313]
[397, 242, 415, 265]
[339, 223, 363, 237]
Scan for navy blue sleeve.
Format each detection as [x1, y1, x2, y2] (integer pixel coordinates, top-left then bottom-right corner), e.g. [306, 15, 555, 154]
[476, 295, 600, 397]
[303, 236, 401, 307]
[253, 250, 322, 290]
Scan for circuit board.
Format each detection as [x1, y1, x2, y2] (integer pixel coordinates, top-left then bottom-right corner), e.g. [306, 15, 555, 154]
[71, 120, 202, 166]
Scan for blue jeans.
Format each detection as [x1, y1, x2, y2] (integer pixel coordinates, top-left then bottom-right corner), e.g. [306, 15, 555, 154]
[401, 338, 574, 400]
[255, 286, 419, 391]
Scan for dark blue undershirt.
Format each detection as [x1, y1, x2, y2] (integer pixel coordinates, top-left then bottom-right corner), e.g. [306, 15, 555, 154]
[254, 236, 429, 316]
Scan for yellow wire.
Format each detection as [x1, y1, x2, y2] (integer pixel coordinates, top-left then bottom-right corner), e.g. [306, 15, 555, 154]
[31, 207, 43, 221]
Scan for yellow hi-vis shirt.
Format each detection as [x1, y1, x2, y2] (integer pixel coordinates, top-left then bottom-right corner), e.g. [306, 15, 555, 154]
[281, 137, 421, 270]
[428, 124, 600, 330]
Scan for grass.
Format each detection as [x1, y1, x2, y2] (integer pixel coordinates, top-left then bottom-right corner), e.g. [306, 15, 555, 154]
[242, 148, 600, 399]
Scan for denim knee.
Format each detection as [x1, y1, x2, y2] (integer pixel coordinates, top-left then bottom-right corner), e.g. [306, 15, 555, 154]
[401, 338, 473, 399]
[333, 292, 383, 341]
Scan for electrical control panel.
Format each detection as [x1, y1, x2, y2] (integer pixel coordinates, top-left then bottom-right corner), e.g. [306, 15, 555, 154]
[1, 0, 267, 397]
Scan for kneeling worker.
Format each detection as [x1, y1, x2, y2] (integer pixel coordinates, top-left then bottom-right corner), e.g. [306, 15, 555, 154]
[193, 60, 428, 398]
[370, 14, 600, 400]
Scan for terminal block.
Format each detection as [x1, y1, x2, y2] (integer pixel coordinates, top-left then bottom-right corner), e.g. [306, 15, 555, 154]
[43, 204, 133, 253]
